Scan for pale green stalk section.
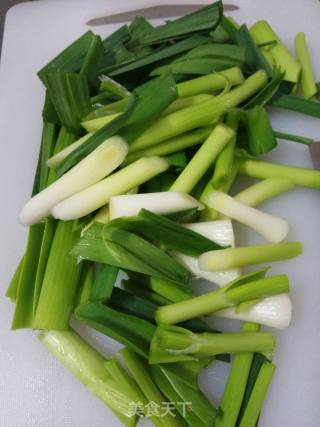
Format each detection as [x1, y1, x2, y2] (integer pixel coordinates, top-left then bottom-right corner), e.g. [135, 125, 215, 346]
[52, 157, 169, 220]
[238, 361, 276, 427]
[125, 126, 213, 165]
[295, 32, 317, 99]
[129, 71, 268, 153]
[6, 257, 24, 302]
[32, 220, 82, 329]
[120, 348, 181, 427]
[199, 242, 303, 271]
[235, 178, 295, 207]
[177, 67, 244, 98]
[39, 330, 137, 427]
[169, 124, 235, 193]
[163, 94, 213, 115]
[250, 20, 301, 82]
[47, 133, 92, 169]
[239, 159, 320, 189]
[81, 112, 121, 132]
[215, 322, 260, 427]
[200, 113, 239, 220]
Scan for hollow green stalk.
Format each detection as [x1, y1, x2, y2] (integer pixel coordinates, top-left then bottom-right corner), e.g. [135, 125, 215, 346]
[250, 20, 301, 82]
[32, 220, 83, 330]
[129, 70, 268, 153]
[177, 67, 244, 97]
[199, 242, 302, 272]
[295, 32, 317, 99]
[274, 130, 314, 146]
[156, 274, 289, 325]
[235, 177, 295, 207]
[124, 126, 213, 165]
[149, 325, 275, 363]
[239, 159, 320, 189]
[120, 348, 182, 427]
[163, 94, 213, 115]
[39, 329, 138, 427]
[215, 322, 260, 427]
[169, 124, 235, 193]
[238, 361, 276, 427]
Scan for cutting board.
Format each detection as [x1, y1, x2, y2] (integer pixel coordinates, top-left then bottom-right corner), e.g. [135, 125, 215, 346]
[1, 0, 320, 426]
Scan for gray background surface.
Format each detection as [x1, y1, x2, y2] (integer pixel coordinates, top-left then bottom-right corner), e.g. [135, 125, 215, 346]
[0, 0, 30, 55]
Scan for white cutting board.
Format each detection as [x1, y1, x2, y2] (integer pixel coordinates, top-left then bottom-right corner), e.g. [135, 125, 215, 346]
[1, 0, 320, 426]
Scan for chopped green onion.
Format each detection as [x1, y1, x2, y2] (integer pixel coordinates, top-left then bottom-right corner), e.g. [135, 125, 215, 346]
[52, 156, 169, 220]
[107, 208, 224, 256]
[125, 126, 213, 165]
[149, 324, 275, 363]
[104, 36, 210, 76]
[129, 70, 268, 153]
[270, 94, 320, 118]
[80, 34, 104, 91]
[206, 191, 289, 242]
[71, 223, 191, 284]
[38, 31, 97, 81]
[47, 133, 92, 169]
[211, 111, 238, 189]
[250, 20, 301, 82]
[38, 329, 138, 427]
[235, 177, 295, 207]
[163, 94, 213, 115]
[239, 158, 320, 188]
[155, 271, 289, 325]
[75, 302, 155, 358]
[151, 364, 217, 427]
[169, 124, 235, 193]
[215, 294, 292, 329]
[274, 130, 314, 146]
[238, 361, 276, 427]
[199, 242, 303, 271]
[120, 348, 182, 427]
[81, 112, 122, 132]
[141, 2, 222, 45]
[20, 136, 128, 225]
[215, 322, 260, 427]
[33, 219, 83, 329]
[44, 72, 91, 134]
[6, 257, 24, 302]
[90, 264, 118, 303]
[109, 191, 201, 220]
[177, 67, 244, 98]
[294, 32, 317, 99]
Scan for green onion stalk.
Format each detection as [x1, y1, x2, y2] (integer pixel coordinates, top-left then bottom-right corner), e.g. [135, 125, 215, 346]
[38, 329, 138, 427]
[129, 70, 268, 153]
[239, 159, 320, 189]
[215, 322, 261, 427]
[235, 177, 295, 207]
[169, 124, 235, 193]
[149, 324, 275, 364]
[155, 271, 290, 325]
[199, 242, 302, 272]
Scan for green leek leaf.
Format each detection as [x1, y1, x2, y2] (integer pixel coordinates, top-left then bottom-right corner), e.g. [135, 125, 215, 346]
[38, 31, 96, 81]
[141, 1, 223, 45]
[44, 72, 91, 134]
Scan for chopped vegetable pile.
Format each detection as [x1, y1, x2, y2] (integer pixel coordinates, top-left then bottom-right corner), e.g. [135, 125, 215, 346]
[7, 2, 320, 426]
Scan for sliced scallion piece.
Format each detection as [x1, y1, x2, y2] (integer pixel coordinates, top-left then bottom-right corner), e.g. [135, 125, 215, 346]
[239, 158, 320, 188]
[235, 177, 295, 207]
[169, 124, 235, 193]
[38, 329, 138, 427]
[149, 324, 275, 363]
[155, 270, 289, 325]
[294, 32, 317, 99]
[52, 157, 169, 220]
[199, 242, 303, 271]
